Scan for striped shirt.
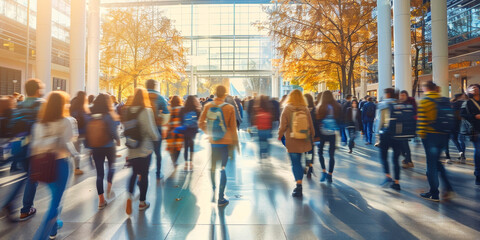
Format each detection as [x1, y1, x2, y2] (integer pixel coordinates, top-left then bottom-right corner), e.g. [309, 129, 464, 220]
[417, 92, 443, 139]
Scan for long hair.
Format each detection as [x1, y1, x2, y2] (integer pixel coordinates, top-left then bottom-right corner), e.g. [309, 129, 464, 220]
[131, 88, 152, 108]
[304, 93, 315, 109]
[285, 90, 307, 107]
[70, 91, 90, 114]
[170, 96, 182, 108]
[316, 90, 340, 120]
[183, 95, 201, 112]
[38, 91, 70, 123]
[315, 92, 323, 106]
[254, 95, 272, 112]
[91, 93, 113, 114]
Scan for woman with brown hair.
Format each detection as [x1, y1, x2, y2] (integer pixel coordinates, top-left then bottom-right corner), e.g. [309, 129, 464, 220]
[278, 90, 315, 197]
[124, 88, 159, 214]
[179, 95, 201, 170]
[31, 91, 79, 240]
[70, 91, 90, 175]
[87, 93, 121, 209]
[166, 95, 184, 165]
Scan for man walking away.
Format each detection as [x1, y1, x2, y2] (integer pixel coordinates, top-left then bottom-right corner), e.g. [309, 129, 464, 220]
[461, 84, 480, 186]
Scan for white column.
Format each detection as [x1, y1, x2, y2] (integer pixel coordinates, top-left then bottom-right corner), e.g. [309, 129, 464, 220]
[87, 0, 100, 95]
[36, 0, 52, 92]
[377, 0, 392, 99]
[70, 0, 86, 96]
[431, 0, 449, 97]
[361, 53, 368, 97]
[393, 0, 412, 94]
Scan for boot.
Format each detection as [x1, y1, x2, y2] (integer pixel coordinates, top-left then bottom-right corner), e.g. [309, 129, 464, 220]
[292, 184, 303, 197]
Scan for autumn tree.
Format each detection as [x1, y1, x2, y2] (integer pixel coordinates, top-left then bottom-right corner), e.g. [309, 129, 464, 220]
[411, 0, 430, 97]
[258, 0, 377, 96]
[100, 8, 187, 100]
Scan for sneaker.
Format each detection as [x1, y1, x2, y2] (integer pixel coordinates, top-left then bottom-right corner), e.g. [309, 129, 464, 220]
[98, 201, 107, 210]
[390, 183, 401, 191]
[74, 168, 84, 175]
[139, 201, 150, 211]
[348, 149, 352, 154]
[326, 174, 333, 183]
[218, 198, 230, 207]
[374, 142, 380, 147]
[19, 207, 36, 221]
[401, 162, 409, 169]
[420, 192, 440, 202]
[292, 186, 303, 198]
[126, 198, 132, 215]
[460, 157, 466, 164]
[380, 177, 393, 187]
[320, 172, 327, 182]
[446, 158, 452, 164]
[407, 162, 414, 168]
[49, 234, 57, 239]
[442, 190, 455, 200]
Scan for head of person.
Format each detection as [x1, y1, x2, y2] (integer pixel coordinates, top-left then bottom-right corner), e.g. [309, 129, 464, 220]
[304, 93, 315, 109]
[364, 95, 369, 100]
[209, 94, 215, 99]
[351, 99, 359, 108]
[170, 95, 182, 107]
[468, 84, 480, 98]
[91, 93, 114, 114]
[345, 94, 353, 102]
[319, 90, 336, 107]
[131, 88, 152, 108]
[384, 88, 395, 99]
[38, 91, 70, 124]
[286, 89, 307, 107]
[25, 78, 45, 98]
[399, 90, 409, 102]
[215, 85, 227, 99]
[367, 97, 373, 102]
[184, 95, 201, 112]
[70, 91, 89, 113]
[145, 79, 158, 91]
[422, 81, 437, 94]
[255, 95, 272, 111]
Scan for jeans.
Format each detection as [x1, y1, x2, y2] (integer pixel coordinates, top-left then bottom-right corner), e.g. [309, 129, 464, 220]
[211, 144, 229, 199]
[379, 134, 402, 180]
[3, 146, 31, 211]
[33, 158, 69, 240]
[422, 134, 453, 196]
[184, 133, 197, 161]
[363, 121, 374, 144]
[20, 145, 38, 214]
[257, 129, 272, 158]
[318, 134, 336, 173]
[340, 125, 347, 143]
[92, 146, 116, 195]
[128, 155, 151, 202]
[347, 127, 356, 150]
[153, 127, 163, 177]
[400, 140, 412, 163]
[473, 136, 480, 177]
[289, 153, 304, 181]
[447, 132, 466, 157]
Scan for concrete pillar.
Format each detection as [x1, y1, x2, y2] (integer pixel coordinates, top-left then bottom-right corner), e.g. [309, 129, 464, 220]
[87, 0, 100, 95]
[70, 0, 86, 96]
[361, 53, 368, 98]
[431, 0, 449, 97]
[377, 0, 392, 100]
[36, 0, 52, 92]
[393, 0, 412, 94]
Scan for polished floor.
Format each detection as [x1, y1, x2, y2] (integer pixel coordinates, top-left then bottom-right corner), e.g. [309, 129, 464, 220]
[1, 131, 479, 240]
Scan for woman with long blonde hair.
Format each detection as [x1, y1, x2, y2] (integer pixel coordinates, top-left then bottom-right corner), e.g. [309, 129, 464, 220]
[278, 89, 315, 197]
[31, 91, 79, 240]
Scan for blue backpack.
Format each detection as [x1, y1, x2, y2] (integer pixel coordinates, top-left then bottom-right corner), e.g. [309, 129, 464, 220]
[206, 103, 228, 141]
[381, 102, 417, 138]
[320, 105, 338, 135]
[183, 111, 198, 129]
[425, 97, 455, 134]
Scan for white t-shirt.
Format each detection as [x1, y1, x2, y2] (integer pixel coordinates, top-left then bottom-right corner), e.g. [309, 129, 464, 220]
[30, 117, 79, 159]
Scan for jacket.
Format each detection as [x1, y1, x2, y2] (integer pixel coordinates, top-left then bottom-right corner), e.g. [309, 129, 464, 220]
[199, 98, 238, 145]
[346, 107, 362, 130]
[278, 104, 315, 153]
[30, 117, 79, 160]
[461, 98, 480, 133]
[375, 98, 396, 134]
[125, 107, 160, 159]
[361, 102, 376, 122]
[417, 92, 444, 139]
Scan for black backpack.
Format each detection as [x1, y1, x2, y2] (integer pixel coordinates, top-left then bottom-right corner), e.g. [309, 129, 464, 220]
[123, 108, 143, 149]
[381, 102, 417, 139]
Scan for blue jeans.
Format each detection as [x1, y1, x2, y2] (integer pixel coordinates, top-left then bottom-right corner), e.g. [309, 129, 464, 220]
[447, 132, 466, 157]
[422, 134, 453, 196]
[211, 144, 229, 199]
[153, 127, 163, 177]
[33, 158, 69, 240]
[257, 130, 272, 158]
[340, 125, 347, 143]
[363, 122, 374, 144]
[379, 134, 402, 180]
[318, 134, 336, 173]
[289, 153, 304, 181]
[17, 144, 39, 214]
[347, 127, 356, 150]
[473, 136, 480, 177]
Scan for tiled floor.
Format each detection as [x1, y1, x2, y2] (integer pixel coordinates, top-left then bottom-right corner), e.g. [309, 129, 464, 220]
[1, 131, 479, 240]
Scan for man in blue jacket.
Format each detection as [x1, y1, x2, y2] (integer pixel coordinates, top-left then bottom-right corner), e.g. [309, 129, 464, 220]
[362, 97, 376, 145]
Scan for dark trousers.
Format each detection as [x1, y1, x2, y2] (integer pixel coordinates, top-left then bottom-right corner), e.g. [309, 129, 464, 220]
[92, 146, 116, 195]
[153, 127, 163, 177]
[184, 133, 197, 161]
[446, 132, 466, 158]
[318, 134, 336, 173]
[379, 134, 402, 180]
[422, 134, 453, 196]
[257, 129, 272, 158]
[128, 155, 152, 202]
[340, 125, 347, 143]
[347, 127, 356, 150]
[210, 144, 229, 200]
[473, 136, 480, 177]
[400, 140, 412, 163]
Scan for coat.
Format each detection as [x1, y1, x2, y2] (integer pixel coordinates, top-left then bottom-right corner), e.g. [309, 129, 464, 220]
[278, 104, 315, 153]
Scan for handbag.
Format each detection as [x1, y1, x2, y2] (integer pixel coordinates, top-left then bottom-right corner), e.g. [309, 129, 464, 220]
[30, 151, 57, 183]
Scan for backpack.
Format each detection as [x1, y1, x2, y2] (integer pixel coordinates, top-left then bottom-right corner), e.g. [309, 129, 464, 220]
[364, 103, 376, 119]
[320, 105, 338, 136]
[381, 102, 417, 138]
[290, 109, 310, 139]
[183, 111, 198, 129]
[86, 114, 111, 148]
[425, 97, 455, 134]
[255, 109, 272, 130]
[0, 98, 14, 138]
[10, 101, 41, 137]
[206, 103, 228, 141]
[149, 93, 163, 126]
[123, 108, 144, 149]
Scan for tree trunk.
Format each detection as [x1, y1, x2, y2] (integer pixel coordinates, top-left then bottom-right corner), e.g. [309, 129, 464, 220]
[117, 84, 122, 102]
[412, 46, 420, 97]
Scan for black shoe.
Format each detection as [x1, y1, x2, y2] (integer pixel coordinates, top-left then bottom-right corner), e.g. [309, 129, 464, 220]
[326, 174, 333, 183]
[348, 149, 352, 154]
[390, 183, 401, 191]
[292, 185, 303, 197]
[307, 167, 314, 179]
[420, 192, 439, 202]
